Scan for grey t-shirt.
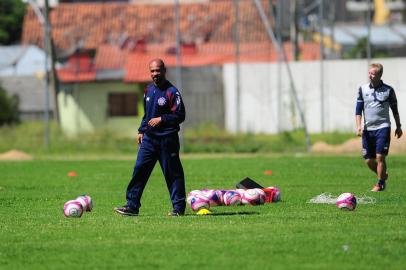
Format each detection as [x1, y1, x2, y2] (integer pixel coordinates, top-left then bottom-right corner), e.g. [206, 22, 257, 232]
[356, 81, 398, 131]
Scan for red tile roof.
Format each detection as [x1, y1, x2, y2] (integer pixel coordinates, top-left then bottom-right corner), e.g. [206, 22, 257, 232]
[22, 1, 320, 83]
[94, 44, 128, 70]
[57, 53, 96, 82]
[22, 1, 273, 51]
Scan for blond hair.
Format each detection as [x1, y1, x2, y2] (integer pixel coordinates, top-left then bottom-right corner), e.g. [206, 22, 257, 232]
[370, 63, 383, 76]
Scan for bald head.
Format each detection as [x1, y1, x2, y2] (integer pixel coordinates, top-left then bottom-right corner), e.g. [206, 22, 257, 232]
[149, 58, 166, 86]
[149, 58, 166, 69]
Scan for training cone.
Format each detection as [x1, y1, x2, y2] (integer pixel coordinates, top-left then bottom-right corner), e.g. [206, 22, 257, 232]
[67, 171, 77, 177]
[196, 209, 212, 215]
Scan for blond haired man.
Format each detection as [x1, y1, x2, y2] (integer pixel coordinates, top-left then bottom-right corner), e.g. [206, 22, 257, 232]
[355, 63, 402, 191]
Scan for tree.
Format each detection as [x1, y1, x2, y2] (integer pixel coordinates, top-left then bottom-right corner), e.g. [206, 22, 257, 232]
[0, 86, 20, 125]
[0, 0, 26, 45]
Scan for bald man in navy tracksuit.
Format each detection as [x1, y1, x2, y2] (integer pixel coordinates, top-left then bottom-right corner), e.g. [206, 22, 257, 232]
[115, 59, 186, 216]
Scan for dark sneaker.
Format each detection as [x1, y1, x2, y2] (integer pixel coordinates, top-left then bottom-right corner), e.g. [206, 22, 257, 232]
[114, 206, 138, 216]
[167, 210, 184, 216]
[371, 182, 386, 192]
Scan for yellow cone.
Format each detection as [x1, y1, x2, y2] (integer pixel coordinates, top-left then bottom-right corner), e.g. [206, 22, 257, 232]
[196, 209, 212, 215]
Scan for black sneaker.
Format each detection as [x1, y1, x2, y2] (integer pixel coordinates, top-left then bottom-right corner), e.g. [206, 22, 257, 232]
[114, 206, 139, 216]
[167, 210, 184, 216]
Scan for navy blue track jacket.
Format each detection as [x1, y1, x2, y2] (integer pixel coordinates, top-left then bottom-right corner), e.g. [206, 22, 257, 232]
[138, 80, 186, 137]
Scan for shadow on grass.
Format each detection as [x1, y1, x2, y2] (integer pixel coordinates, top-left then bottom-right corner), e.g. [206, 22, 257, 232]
[211, 211, 260, 216]
[186, 211, 260, 216]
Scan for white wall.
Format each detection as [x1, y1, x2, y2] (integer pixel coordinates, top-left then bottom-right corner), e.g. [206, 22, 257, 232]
[223, 58, 406, 134]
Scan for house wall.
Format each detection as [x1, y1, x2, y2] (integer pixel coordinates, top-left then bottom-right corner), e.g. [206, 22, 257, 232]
[223, 58, 406, 134]
[58, 82, 143, 137]
[0, 75, 55, 121]
[167, 66, 224, 129]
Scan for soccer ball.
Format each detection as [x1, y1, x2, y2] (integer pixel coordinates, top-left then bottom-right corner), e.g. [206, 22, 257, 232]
[241, 188, 266, 205]
[189, 189, 204, 195]
[223, 190, 242, 206]
[336, 193, 357, 211]
[63, 200, 83, 217]
[204, 189, 224, 207]
[189, 194, 210, 212]
[263, 186, 281, 203]
[270, 187, 281, 202]
[187, 190, 205, 204]
[235, 189, 246, 197]
[76, 195, 93, 212]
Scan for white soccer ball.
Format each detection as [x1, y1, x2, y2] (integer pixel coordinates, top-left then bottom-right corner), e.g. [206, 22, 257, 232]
[336, 192, 357, 211]
[204, 189, 224, 207]
[63, 200, 83, 217]
[189, 194, 210, 212]
[241, 188, 266, 205]
[223, 190, 242, 206]
[76, 195, 93, 212]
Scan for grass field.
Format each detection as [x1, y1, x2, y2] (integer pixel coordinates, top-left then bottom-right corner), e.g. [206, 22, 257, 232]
[1, 155, 406, 270]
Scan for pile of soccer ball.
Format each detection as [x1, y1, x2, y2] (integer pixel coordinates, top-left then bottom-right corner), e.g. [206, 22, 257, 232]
[63, 195, 93, 218]
[187, 187, 281, 212]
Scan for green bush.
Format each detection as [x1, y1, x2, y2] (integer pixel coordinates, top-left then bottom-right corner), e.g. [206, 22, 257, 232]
[183, 124, 354, 153]
[0, 87, 20, 125]
[0, 121, 137, 154]
[0, 121, 355, 155]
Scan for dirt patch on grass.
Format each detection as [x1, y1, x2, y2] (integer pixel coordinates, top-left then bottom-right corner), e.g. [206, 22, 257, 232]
[311, 136, 406, 154]
[0, 150, 33, 161]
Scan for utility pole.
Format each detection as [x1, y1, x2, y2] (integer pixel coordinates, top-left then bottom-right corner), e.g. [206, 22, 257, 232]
[44, 0, 51, 147]
[174, 0, 184, 150]
[366, 0, 372, 66]
[174, 0, 182, 93]
[233, 0, 241, 133]
[27, 0, 54, 146]
[276, 0, 283, 133]
[290, 0, 299, 61]
[319, 0, 325, 132]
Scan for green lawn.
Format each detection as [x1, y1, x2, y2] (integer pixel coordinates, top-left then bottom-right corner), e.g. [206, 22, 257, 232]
[1, 155, 405, 269]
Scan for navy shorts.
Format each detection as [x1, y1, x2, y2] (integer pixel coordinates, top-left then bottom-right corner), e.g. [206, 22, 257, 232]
[362, 127, 391, 159]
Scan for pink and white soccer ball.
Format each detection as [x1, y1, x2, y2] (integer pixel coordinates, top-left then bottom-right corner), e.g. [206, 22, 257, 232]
[235, 189, 246, 197]
[76, 195, 93, 212]
[204, 189, 224, 206]
[187, 190, 205, 204]
[189, 194, 210, 212]
[241, 188, 266, 205]
[189, 190, 204, 196]
[63, 200, 83, 217]
[336, 192, 357, 211]
[223, 190, 242, 206]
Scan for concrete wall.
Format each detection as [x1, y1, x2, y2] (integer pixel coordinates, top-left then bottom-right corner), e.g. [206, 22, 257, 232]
[58, 82, 143, 137]
[167, 66, 224, 129]
[223, 58, 406, 134]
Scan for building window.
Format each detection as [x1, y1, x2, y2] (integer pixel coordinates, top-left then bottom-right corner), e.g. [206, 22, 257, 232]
[108, 93, 138, 117]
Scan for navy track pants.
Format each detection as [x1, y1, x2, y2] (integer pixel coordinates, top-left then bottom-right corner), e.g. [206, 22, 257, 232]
[126, 133, 186, 213]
